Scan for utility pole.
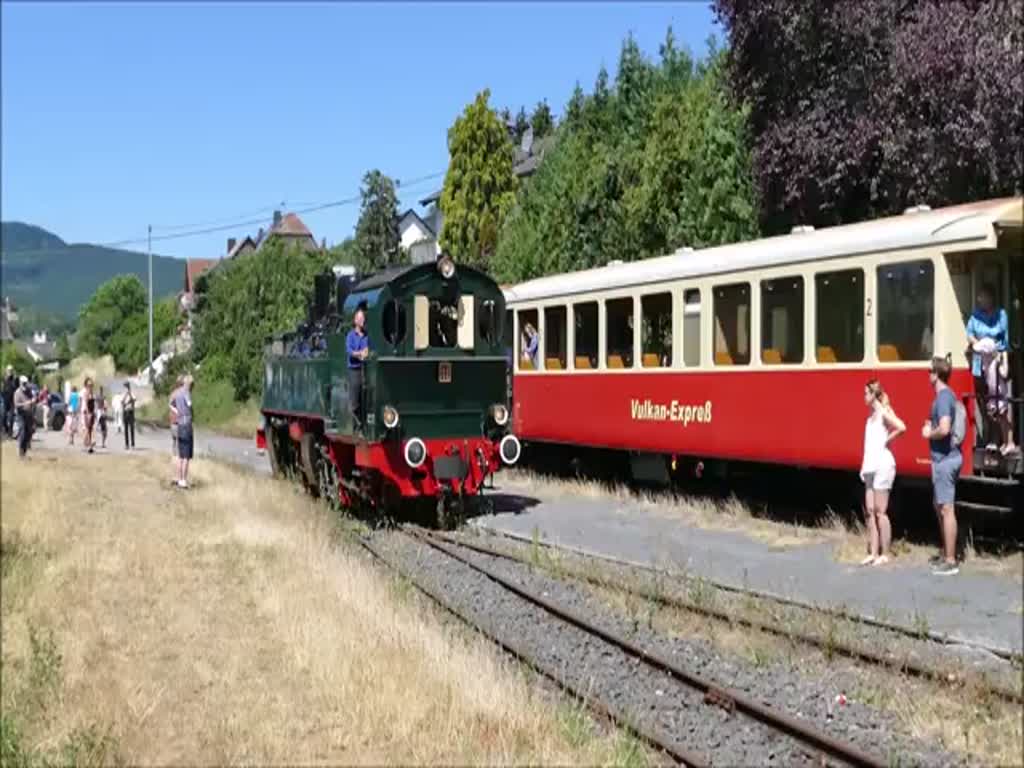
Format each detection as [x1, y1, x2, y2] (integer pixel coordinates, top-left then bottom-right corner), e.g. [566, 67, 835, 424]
[148, 224, 153, 385]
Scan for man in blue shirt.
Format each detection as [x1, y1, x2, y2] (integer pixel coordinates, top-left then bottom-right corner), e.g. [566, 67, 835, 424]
[346, 307, 370, 432]
[921, 356, 961, 575]
[965, 283, 1016, 455]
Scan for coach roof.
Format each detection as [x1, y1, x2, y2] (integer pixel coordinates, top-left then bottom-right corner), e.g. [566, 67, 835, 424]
[504, 197, 1023, 304]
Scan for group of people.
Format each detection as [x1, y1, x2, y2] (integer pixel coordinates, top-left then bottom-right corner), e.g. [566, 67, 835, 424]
[859, 285, 1018, 577]
[65, 378, 137, 453]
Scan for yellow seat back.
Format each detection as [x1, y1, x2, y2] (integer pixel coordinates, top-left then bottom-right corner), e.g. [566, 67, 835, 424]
[607, 354, 625, 369]
[642, 353, 661, 368]
[816, 346, 837, 363]
[878, 344, 901, 362]
[545, 357, 563, 370]
[762, 348, 782, 365]
[715, 351, 734, 366]
[574, 356, 592, 369]
[520, 358, 534, 371]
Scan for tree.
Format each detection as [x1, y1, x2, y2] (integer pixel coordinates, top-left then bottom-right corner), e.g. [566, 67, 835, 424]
[192, 238, 335, 401]
[55, 333, 72, 366]
[493, 32, 759, 283]
[565, 82, 586, 125]
[513, 106, 530, 144]
[712, 0, 1024, 233]
[439, 89, 518, 269]
[530, 100, 554, 139]
[77, 275, 147, 359]
[0, 342, 36, 380]
[353, 169, 403, 272]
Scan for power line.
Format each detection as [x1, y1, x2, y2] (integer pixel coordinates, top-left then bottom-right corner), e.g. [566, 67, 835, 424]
[1, 170, 446, 257]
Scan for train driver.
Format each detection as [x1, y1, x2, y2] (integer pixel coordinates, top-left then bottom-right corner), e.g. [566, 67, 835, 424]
[347, 306, 370, 432]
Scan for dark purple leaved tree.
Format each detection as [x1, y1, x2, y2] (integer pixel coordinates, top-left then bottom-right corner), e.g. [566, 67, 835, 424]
[713, 0, 1023, 234]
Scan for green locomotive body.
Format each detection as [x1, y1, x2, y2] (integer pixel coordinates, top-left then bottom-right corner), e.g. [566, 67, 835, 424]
[258, 258, 520, 525]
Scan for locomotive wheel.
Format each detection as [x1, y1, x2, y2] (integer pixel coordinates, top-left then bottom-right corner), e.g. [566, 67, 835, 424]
[299, 433, 321, 497]
[317, 446, 342, 512]
[267, 426, 283, 477]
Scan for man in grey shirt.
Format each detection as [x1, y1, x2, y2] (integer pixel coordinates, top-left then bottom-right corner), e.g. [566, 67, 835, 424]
[169, 375, 194, 488]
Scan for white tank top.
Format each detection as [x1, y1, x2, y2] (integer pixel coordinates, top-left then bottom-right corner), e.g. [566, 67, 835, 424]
[861, 410, 895, 476]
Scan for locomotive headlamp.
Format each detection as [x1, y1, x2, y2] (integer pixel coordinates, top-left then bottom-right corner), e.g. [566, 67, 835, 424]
[499, 434, 521, 466]
[382, 405, 400, 430]
[404, 437, 427, 469]
[490, 403, 509, 426]
[437, 256, 456, 279]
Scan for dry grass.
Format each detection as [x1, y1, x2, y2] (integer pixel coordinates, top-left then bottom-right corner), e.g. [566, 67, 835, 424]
[0, 445, 641, 766]
[500, 470, 1023, 579]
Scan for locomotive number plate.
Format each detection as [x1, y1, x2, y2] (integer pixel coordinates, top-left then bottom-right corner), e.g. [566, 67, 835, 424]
[438, 362, 452, 383]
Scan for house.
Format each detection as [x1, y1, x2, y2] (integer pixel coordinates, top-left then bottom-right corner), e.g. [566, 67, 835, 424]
[256, 210, 318, 252]
[399, 208, 441, 265]
[225, 235, 256, 260]
[17, 330, 59, 371]
[181, 258, 218, 312]
[414, 127, 556, 260]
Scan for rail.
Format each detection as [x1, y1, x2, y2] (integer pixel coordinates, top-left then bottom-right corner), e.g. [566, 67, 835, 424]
[429, 529, 1023, 705]
[407, 527, 889, 768]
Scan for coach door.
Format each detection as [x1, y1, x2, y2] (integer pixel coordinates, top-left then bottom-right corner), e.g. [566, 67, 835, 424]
[1006, 234, 1024, 456]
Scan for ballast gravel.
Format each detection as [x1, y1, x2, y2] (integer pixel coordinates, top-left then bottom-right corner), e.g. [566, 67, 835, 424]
[369, 531, 960, 767]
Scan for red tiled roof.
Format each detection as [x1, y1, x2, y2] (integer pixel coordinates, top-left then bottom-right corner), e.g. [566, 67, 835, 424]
[185, 258, 219, 293]
[273, 212, 313, 238]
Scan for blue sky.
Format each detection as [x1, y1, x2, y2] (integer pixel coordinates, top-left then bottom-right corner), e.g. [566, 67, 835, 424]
[2, 1, 717, 260]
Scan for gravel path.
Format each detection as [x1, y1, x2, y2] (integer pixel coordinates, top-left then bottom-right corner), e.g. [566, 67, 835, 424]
[368, 530, 959, 767]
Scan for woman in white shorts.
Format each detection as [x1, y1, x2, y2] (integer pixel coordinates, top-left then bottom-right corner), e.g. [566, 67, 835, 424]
[859, 379, 906, 566]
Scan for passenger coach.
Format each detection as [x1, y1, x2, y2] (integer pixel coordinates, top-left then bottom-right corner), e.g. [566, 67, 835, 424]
[505, 198, 1023, 511]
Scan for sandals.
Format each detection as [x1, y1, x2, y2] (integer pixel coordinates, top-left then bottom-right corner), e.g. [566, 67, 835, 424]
[1000, 444, 1021, 457]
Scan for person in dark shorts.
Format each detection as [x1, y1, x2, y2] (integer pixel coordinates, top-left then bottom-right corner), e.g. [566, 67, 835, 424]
[82, 377, 96, 453]
[346, 307, 370, 432]
[921, 356, 962, 575]
[169, 375, 194, 488]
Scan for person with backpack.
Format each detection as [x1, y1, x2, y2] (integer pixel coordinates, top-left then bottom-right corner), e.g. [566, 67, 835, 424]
[921, 355, 965, 576]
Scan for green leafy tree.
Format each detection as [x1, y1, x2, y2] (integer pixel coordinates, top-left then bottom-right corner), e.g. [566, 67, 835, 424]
[512, 106, 530, 144]
[192, 238, 334, 401]
[0, 342, 36, 380]
[530, 100, 555, 138]
[493, 32, 759, 283]
[76, 275, 147, 359]
[354, 169, 403, 272]
[55, 333, 73, 366]
[439, 89, 518, 269]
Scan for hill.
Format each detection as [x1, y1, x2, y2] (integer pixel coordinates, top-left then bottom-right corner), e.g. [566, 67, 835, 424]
[1, 222, 187, 320]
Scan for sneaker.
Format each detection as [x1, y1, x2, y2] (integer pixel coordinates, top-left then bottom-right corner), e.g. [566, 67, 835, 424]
[871, 555, 890, 566]
[177, 480, 189, 489]
[933, 561, 959, 576]
[859, 555, 876, 566]
[928, 553, 943, 566]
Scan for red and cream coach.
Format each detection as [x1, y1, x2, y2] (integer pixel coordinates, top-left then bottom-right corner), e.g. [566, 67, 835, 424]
[504, 197, 1023, 513]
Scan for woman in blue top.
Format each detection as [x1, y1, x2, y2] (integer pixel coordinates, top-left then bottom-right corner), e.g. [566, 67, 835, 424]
[966, 284, 1017, 455]
[346, 307, 370, 432]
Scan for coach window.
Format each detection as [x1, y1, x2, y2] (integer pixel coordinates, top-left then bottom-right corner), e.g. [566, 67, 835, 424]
[544, 306, 568, 370]
[573, 301, 598, 369]
[760, 276, 804, 364]
[517, 309, 539, 370]
[877, 260, 934, 362]
[683, 289, 701, 367]
[641, 293, 672, 367]
[815, 269, 863, 363]
[605, 297, 634, 368]
[713, 283, 751, 366]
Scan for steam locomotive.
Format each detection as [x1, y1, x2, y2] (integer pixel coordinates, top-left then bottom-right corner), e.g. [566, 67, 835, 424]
[257, 256, 520, 527]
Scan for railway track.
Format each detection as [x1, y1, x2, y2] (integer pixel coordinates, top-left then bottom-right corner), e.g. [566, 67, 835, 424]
[361, 526, 896, 767]
[446, 526, 1023, 704]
